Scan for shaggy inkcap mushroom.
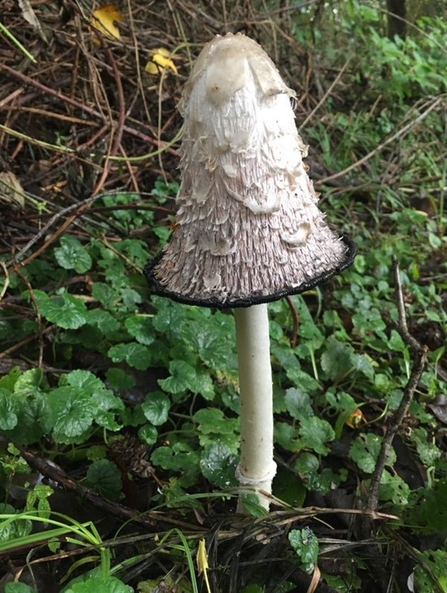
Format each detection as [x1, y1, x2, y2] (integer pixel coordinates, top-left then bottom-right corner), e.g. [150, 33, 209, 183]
[145, 33, 356, 308]
[145, 32, 356, 510]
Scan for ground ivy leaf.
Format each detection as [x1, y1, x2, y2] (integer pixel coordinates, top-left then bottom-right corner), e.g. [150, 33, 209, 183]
[33, 290, 87, 330]
[138, 423, 158, 445]
[125, 315, 155, 345]
[321, 336, 354, 381]
[85, 459, 122, 501]
[151, 299, 185, 336]
[64, 576, 133, 593]
[54, 235, 92, 273]
[13, 368, 44, 397]
[194, 408, 239, 452]
[352, 353, 375, 380]
[66, 370, 123, 410]
[350, 433, 396, 473]
[274, 422, 300, 451]
[87, 309, 120, 335]
[0, 367, 21, 391]
[289, 527, 319, 574]
[200, 441, 238, 488]
[299, 417, 335, 455]
[151, 442, 200, 474]
[0, 388, 17, 430]
[293, 452, 344, 493]
[190, 371, 215, 400]
[11, 395, 48, 445]
[5, 582, 37, 593]
[92, 282, 121, 309]
[158, 360, 197, 394]
[47, 386, 96, 442]
[284, 388, 313, 420]
[108, 342, 151, 370]
[141, 392, 170, 425]
[105, 368, 136, 392]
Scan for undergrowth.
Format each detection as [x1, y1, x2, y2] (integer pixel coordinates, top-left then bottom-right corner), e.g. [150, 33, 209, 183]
[1, 1, 447, 592]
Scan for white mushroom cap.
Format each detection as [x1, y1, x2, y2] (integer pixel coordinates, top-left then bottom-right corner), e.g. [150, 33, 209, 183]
[145, 32, 355, 308]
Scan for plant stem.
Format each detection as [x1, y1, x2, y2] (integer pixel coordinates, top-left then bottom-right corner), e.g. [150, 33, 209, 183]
[234, 304, 276, 511]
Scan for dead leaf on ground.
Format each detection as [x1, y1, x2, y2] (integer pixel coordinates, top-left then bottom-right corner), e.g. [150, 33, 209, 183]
[91, 4, 125, 42]
[18, 0, 49, 43]
[0, 171, 25, 209]
[145, 47, 178, 76]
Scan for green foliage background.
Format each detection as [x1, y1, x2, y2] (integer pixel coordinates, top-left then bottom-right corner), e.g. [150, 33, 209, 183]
[1, 0, 447, 591]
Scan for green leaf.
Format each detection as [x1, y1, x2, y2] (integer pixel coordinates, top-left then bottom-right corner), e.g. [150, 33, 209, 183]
[54, 235, 92, 273]
[33, 290, 87, 330]
[158, 360, 197, 395]
[125, 315, 155, 345]
[200, 441, 238, 488]
[284, 388, 313, 420]
[141, 392, 170, 426]
[289, 527, 319, 574]
[85, 460, 122, 501]
[14, 368, 44, 397]
[194, 408, 239, 453]
[299, 417, 335, 455]
[92, 282, 121, 309]
[64, 576, 133, 593]
[108, 343, 151, 371]
[273, 467, 307, 507]
[105, 368, 136, 392]
[8, 394, 48, 445]
[138, 424, 158, 445]
[0, 366, 21, 391]
[293, 453, 344, 493]
[5, 583, 37, 593]
[63, 370, 122, 431]
[87, 309, 120, 335]
[47, 386, 96, 443]
[0, 504, 32, 543]
[320, 336, 354, 381]
[350, 433, 396, 474]
[151, 442, 200, 475]
[274, 422, 300, 451]
[0, 388, 18, 430]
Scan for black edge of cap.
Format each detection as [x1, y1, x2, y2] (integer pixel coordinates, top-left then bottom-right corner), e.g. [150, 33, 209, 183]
[144, 233, 357, 310]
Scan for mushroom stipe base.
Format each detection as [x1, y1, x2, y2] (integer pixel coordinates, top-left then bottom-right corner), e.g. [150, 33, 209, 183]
[145, 233, 356, 310]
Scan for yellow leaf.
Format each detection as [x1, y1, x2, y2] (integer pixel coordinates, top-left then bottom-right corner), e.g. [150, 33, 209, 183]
[0, 171, 25, 209]
[196, 539, 212, 593]
[346, 409, 366, 429]
[145, 47, 178, 76]
[91, 5, 124, 41]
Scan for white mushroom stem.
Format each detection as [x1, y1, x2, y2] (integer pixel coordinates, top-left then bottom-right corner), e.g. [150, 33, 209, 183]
[234, 304, 277, 511]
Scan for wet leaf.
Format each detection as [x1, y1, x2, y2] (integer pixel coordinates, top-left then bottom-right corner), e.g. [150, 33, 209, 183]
[85, 459, 122, 500]
[0, 388, 17, 431]
[0, 171, 25, 208]
[91, 5, 124, 41]
[54, 236, 92, 273]
[289, 527, 319, 574]
[65, 576, 133, 593]
[141, 391, 170, 426]
[145, 48, 177, 75]
[108, 342, 152, 370]
[200, 441, 238, 488]
[33, 290, 87, 330]
[125, 315, 156, 345]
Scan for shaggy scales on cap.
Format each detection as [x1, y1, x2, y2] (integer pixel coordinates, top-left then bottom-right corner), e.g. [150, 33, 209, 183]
[145, 32, 355, 308]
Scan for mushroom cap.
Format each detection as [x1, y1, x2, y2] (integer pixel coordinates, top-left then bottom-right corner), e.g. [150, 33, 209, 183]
[145, 32, 356, 309]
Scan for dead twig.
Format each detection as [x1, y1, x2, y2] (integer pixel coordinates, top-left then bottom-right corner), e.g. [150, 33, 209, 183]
[363, 257, 428, 522]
